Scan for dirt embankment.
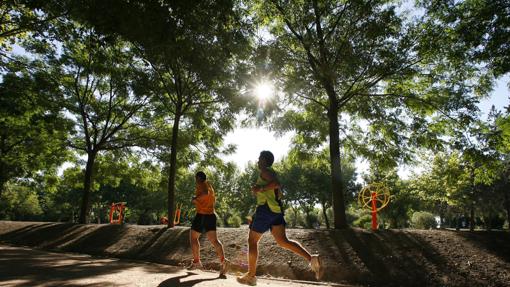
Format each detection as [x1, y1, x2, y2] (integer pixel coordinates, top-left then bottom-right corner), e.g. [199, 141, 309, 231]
[0, 221, 509, 287]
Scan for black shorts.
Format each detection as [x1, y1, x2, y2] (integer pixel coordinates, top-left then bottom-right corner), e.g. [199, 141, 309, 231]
[191, 213, 217, 233]
[249, 204, 286, 233]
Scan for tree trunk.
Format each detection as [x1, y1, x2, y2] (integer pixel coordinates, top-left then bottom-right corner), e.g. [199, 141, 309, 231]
[167, 112, 181, 228]
[79, 151, 97, 224]
[0, 178, 5, 201]
[223, 213, 229, 227]
[0, 159, 6, 200]
[305, 210, 311, 228]
[504, 183, 510, 231]
[322, 203, 330, 229]
[326, 89, 347, 229]
[292, 206, 298, 227]
[469, 167, 475, 231]
[469, 202, 475, 231]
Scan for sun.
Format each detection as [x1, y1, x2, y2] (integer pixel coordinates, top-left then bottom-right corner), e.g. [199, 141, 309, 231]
[254, 81, 274, 101]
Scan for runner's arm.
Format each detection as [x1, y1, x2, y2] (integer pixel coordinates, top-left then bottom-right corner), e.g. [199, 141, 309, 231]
[252, 170, 281, 193]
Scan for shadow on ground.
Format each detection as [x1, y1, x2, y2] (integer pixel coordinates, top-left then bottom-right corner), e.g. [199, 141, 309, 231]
[1, 221, 509, 287]
[0, 245, 182, 286]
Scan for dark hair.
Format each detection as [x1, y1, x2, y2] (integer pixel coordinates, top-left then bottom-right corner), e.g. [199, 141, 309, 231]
[259, 150, 274, 166]
[195, 171, 206, 181]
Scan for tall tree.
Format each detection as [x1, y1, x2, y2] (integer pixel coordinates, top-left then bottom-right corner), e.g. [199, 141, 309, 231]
[40, 24, 149, 223]
[0, 60, 70, 200]
[38, 0, 251, 227]
[104, 1, 250, 228]
[253, 0, 484, 228]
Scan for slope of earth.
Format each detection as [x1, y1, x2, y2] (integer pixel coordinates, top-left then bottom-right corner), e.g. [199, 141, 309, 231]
[0, 221, 509, 287]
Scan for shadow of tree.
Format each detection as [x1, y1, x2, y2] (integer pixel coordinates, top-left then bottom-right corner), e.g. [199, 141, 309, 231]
[454, 230, 510, 263]
[327, 229, 466, 287]
[0, 245, 181, 286]
[1, 222, 509, 286]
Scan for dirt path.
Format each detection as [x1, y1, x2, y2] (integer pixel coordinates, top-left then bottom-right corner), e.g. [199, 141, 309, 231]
[1, 221, 509, 286]
[0, 245, 352, 287]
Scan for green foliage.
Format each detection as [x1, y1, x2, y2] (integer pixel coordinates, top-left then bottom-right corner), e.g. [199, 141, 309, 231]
[277, 148, 359, 228]
[284, 207, 305, 228]
[0, 61, 71, 198]
[353, 214, 373, 230]
[411, 211, 437, 230]
[0, 0, 64, 61]
[0, 181, 43, 220]
[1, 0, 508, 231]
[227, 213, 243, 228]
[419, 0, 510, 77]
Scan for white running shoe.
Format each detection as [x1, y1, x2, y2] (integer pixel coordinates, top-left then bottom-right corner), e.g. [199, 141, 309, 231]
[310, 254, 324, 280]
[237, 272, 257, 286]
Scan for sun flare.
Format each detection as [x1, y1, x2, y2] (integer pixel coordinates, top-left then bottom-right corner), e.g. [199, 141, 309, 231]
[254, 81, 274, 101]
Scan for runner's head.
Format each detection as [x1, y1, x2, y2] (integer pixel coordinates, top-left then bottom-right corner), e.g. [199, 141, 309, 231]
[258, 150, 274, 168]
[195, 171, 207, 183]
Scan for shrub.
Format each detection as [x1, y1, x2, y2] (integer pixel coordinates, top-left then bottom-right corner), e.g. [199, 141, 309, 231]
[304, 212, 320, 229]
[227, 214, 242, 228]
[285, 209, 305, 228]
[353, 214, 373, 229]
[411, 211, 437, 229]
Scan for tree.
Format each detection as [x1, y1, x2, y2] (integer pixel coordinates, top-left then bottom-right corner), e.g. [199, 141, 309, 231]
[253, 0, 484, 228]
[113, 1, 249, 228]
[419, 0, 510, 78]
[34, 0, 251, 226]
[38, 22, 150, 223]
[93, 154, 165, 224]
[0, 61, 70, 200]
[480, 108, 510, 229]
[409, 152, 469, 228]
[496, 114, 510, 227]
[278, 148, 358, 229]
[0, 0, 66, 68]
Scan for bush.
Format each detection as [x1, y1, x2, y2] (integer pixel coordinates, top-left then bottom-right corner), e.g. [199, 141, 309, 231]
[411, 211, 437, 229]
[318, 207, 335, 228]
[345, 209, 358, 226]
[227, 214, 242, 228]
[285, 209, 305, 228]
[304, 212, 320, 229]
[482, 215, 505, 230]
[353, 214, 373, 229]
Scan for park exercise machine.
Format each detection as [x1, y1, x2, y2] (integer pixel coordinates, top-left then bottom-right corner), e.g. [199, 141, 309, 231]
[358, 183, 390, 230]
[173, 202, 182, 225]
[160, 203, 192, 225]
[109, 202, 127, 224]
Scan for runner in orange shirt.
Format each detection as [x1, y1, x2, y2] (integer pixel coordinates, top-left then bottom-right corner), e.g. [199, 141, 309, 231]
[188, 171, 230, 276]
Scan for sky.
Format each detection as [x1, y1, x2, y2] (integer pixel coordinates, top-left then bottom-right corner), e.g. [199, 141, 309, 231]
[221, 76, 510, 180]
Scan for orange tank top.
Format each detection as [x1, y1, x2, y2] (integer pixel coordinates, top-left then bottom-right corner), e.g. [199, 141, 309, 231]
[194, 181, 215, 215]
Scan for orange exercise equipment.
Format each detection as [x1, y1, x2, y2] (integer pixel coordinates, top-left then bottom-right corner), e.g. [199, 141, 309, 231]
[358, 183, 390, 230]
[173, 203, 182, 225]
[109, 202, 127, 224]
